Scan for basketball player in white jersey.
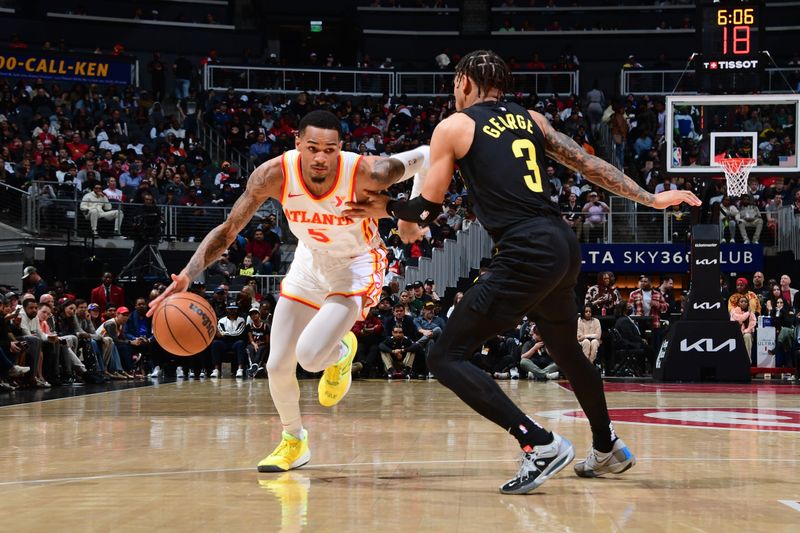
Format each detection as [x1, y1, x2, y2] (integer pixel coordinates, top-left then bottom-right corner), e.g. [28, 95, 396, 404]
[148, 110, 429, 472]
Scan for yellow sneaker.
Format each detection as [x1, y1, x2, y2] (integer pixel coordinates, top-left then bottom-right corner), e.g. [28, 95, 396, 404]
[258, 473, 311, 528]
[257, 430, 310, 472]
[318, 331, 357, 407]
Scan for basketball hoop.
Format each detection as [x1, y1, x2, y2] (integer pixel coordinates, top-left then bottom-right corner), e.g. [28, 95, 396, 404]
[719, 158, 755, 197]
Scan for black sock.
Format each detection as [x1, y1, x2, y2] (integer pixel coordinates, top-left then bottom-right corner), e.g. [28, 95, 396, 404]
[592, 422, 617, 453]
[509, 416, 553, 452]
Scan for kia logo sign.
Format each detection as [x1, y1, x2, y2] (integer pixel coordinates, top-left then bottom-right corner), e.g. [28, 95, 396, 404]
[693, 302, 721, 310]
[695, 258, 718, 265]
[680, 338, 736, 352]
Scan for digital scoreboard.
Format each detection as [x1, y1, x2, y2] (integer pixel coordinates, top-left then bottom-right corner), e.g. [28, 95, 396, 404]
[696, 1, 765, 93]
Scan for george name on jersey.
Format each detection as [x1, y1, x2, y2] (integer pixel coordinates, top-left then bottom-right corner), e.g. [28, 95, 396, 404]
[284, 208, 354, 226]
[482, 113, 534, 139]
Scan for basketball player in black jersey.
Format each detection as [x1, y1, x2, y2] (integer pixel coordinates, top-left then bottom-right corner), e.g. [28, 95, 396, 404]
[345, 51, 701, 494]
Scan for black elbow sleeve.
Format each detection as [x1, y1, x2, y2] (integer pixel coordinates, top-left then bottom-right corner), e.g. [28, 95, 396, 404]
[386, 195, 442, 225]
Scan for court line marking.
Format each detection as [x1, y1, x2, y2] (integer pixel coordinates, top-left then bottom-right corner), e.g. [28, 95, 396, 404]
[537, 407, 800, 433]
[779, 500, 800, 513]
[2, 456, 800, 488]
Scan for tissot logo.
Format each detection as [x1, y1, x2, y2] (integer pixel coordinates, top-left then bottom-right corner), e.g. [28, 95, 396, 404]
[695, 258, 718, 265]
[693, 302, 721, 310]
[680, 338, 736, 352]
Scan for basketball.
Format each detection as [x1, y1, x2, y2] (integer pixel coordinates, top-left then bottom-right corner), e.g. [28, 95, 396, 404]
[152, 292, 216, 356]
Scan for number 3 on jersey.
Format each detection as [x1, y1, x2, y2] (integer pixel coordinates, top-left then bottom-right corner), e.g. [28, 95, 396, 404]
[511, 138, 543, 193]
[307, 228, 330, 243]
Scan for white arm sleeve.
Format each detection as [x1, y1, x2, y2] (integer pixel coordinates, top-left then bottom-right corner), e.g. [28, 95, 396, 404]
[389, 145, 430, 183]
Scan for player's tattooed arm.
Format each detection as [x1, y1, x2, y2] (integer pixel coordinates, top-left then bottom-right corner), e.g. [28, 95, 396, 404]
[529, 111, 654, 206]
[365, 157, 406, 188]
[544, 128, 655, 206]
[181, 158, 282, 281]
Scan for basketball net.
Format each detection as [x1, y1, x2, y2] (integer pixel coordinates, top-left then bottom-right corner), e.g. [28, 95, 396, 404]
[719, 157, 755, 197]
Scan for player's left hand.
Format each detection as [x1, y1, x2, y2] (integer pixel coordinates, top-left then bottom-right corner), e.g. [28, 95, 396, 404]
[343, 190, 391, 219]
[652, 190, 702, 210]
[397, 220, 426, 244]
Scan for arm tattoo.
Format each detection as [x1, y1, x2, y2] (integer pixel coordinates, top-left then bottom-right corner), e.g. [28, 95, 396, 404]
[368, 158, 405, 188]
[182, 168, 270, 281]
[544, 129, 655, 207]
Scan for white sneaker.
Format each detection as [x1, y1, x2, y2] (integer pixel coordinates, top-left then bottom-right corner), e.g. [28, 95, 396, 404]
[200, 371, 207, 379]
[210, 369, 220, 379]
[744, 239, 750, 244]
[510, 367, 520, 380]
[528, 372, 536, 380]
[149, 366, 162, 379]
[235, 368, 244, 379]
[574, 438, 636, 478]
[8, 365, 30, 378]
[546, 371, 560, 380]
[493, 372, 510, 379]
[500, 433, 575, 494]
[188, 370, 196, 379]
[176, 367, 185, 379]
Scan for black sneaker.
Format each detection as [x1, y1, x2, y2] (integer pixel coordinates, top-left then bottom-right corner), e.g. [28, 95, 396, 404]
[401, 367, 412, 380]
[500, 433, 575, 495]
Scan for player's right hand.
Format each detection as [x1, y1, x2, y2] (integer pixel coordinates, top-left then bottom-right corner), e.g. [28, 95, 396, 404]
[146, 272, 191, 317]
[652, 190, 702, 209]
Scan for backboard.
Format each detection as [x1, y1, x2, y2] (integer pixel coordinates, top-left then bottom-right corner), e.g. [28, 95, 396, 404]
[665, 94, 800, 174]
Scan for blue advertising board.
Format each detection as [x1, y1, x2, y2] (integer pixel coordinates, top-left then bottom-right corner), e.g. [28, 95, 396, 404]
[580, 243, 763, 273]
[0, 50, 134, 84]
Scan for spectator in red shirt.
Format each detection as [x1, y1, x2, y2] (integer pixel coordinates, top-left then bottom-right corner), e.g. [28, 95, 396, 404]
[351, 307, 385, 377]
[245, 226, 281, 273]
[66, 133, 89, 161]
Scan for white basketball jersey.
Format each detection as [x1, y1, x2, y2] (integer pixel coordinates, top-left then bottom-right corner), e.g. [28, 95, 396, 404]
[279, 149, 381, 257]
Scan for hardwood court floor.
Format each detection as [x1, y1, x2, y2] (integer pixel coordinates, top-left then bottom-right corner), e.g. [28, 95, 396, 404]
[1, 378, 799, 532]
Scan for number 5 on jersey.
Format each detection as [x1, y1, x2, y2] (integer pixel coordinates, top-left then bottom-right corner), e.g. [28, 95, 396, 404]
[511, 138, 543, 193]
[307, 228, 330, 243]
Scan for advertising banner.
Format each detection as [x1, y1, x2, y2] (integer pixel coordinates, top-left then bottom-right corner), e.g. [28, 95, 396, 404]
[580, 243, 763, 273]
[0, 49, 135, 84]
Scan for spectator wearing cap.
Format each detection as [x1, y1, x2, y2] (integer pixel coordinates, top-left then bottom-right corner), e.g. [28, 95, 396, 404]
[90, 272, 126, 315]
[727, 277, 762, 314]
[97, 307, 139, 378]
[208, 250, 237, 281]
[351, 306, 385, 377]
[413, 301, 446, 371]
[21, 266, 48, 301]
[375, 296, 395, 322]
[211, 303, 247, 379]
[582, 191, 609, 242]
[423, 279, 440, 302]
[410, 281, 428, 311]
[246, 304, 269, 377]
[74, 299, 111, 375]
[210, 285, 228, 318]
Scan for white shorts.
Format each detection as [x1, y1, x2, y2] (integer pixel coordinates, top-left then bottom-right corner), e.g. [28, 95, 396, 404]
[280, 243, 387, 319]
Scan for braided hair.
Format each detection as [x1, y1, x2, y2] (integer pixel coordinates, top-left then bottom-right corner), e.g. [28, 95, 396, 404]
[453, 50, 512, 98]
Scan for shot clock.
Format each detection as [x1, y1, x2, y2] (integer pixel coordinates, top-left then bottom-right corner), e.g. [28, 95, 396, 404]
[696, 0, 764, 93]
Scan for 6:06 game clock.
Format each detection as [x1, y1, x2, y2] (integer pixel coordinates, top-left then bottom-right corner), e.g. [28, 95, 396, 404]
[696, 0, 765, 93]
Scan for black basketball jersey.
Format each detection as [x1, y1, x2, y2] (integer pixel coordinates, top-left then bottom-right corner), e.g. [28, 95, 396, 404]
[456, 101, 560, 237]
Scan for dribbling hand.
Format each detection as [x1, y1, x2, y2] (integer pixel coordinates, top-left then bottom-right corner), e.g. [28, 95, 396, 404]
[146, 272, 191, 317]
[652, 190, 702, 210]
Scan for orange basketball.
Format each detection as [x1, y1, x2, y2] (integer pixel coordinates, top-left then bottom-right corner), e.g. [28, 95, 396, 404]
[152, 292, 216, 356]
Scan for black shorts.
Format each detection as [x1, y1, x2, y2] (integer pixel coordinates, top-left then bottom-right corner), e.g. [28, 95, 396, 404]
[466, 216, 581, 324]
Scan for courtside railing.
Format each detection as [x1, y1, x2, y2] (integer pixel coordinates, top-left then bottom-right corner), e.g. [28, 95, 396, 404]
[205, 65, 579, 98]
[205, 65, 395, 97]
[620, 67, 800, 95]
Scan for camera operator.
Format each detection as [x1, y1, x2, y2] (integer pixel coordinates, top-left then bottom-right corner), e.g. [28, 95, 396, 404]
[130, 192, 163, 258]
